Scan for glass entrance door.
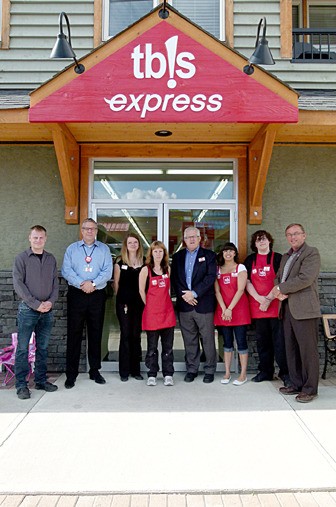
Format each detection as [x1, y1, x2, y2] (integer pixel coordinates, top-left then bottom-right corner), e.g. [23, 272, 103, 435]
[93, 202, 235, 372]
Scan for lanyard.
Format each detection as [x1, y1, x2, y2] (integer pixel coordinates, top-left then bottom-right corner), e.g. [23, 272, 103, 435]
[82, 244, 97, 263]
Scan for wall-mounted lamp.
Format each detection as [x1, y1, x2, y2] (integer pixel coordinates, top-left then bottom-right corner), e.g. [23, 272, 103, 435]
[159, 0, 169, 19]
[243, 17, 275, 75]
[50, 12, 85, 74]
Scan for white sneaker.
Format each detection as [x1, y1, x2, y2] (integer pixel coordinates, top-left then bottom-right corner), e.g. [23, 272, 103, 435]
[147, 377, 157, 386]
[164, 376, 174, 386]
[233, 378, 247, 386]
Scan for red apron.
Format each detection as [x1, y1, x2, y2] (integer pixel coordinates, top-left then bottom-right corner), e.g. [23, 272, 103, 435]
[142, 267, 176, 331]
[214, 265, 251, 327]
[249, 252, 279, 319]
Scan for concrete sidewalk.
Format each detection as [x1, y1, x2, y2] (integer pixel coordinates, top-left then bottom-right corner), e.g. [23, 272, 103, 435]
[1, 373, 336, 498]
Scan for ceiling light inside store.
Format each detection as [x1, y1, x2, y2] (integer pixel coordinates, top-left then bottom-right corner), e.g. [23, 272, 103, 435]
[95, 169, 164, 175]
[166, 170, 233, 175]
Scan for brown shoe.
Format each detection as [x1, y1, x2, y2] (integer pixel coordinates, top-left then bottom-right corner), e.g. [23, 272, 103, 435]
[279, 386, 300, 395]
[296, 393, 317, 403]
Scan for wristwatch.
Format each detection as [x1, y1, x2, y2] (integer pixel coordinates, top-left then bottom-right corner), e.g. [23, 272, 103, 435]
[91, 281, 96, 288]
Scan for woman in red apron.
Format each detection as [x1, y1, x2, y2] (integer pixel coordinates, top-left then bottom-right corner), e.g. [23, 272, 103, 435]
[244, 230, 289, 385]
[139, 241, 176, 386]
[214, 242, 251, 386]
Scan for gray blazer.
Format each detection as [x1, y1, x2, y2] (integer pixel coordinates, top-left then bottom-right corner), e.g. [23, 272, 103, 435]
[277, 242, 321, 320]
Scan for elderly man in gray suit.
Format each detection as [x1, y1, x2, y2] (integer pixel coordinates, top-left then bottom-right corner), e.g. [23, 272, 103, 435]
[272, 223, 321, 403]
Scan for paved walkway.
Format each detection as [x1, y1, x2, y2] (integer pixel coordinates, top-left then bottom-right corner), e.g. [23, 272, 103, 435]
[1, 492, 336, 506]
[1, 373, 336, 505]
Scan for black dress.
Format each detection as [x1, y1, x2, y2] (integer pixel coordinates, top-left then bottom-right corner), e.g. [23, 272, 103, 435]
[116, 259, 144, 378]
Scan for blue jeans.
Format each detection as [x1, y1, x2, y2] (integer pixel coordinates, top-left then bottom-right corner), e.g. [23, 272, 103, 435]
[15, 302, 54, 389]
[220, 325, 248, 354]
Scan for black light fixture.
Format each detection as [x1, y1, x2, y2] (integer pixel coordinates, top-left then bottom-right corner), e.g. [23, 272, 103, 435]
[50, 12, 85, 74]
[159, 0, 169, 19]
[243, 17, 275, 75]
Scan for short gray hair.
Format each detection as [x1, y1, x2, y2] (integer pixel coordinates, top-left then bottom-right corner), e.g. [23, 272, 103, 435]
[184, 226, 201, 239]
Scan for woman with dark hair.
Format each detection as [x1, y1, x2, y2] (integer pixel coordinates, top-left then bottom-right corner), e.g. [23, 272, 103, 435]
[139, 241, 176, 386]
[244, 230, 289, 385]
[214, 242, 251, 385]
[114, 233, 145, 382]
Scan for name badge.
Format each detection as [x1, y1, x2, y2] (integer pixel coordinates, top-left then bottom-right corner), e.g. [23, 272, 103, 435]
[231, 272, 238, 277]
[121, 265, 128, 270]
[162, 273, 168, 278]
[152, 279, 158, 286]
[264, 266, 270, 272]
[84, 266, 93, 273]
[198, 257, 205, 262]
[223, 275, 231, 284]
[252, 268, 257, 274]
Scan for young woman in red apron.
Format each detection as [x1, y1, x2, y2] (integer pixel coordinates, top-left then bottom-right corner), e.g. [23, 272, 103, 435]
[214, 242, 251, 385]
[139, 241, 176, 386]
[244, 230, 289, 385]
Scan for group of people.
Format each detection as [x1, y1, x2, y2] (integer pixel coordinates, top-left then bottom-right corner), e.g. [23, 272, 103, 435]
[13, 219, 321, 404]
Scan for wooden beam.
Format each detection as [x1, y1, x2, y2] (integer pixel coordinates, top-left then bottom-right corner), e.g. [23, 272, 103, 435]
[1, 0, 11, 49]
[93, 0, 103, 48]
[51, 124, 80, 224]
[280, 0, 292, 58]
[225, 0, 234, 48]
[248, 124, 278, 224]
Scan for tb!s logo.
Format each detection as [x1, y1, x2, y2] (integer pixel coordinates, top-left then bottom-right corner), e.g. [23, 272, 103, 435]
[131, 35, 196, 88]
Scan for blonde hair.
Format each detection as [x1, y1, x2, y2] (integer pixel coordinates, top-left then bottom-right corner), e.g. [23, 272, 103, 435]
[120, 233, 143, 266]
[145, 241, 169, 274]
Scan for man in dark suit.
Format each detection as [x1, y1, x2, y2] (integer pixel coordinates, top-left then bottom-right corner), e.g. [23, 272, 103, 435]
[171, 227, 217, 383]
[272, 223, 321, 403]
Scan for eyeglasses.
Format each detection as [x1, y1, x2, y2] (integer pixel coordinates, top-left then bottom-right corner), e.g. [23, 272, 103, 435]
[184, 235, 199, 240]
[255, 236, 267, 242]
[286, 232, 304, 238]
[82, 227, 97, 232]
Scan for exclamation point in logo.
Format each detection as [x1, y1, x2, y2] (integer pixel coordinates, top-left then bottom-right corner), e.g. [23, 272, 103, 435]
[165, 35, 178, 89]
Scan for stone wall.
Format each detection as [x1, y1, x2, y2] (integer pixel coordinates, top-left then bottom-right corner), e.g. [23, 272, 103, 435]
[1, 270, 336, 374]
[0, 271, 85, 373]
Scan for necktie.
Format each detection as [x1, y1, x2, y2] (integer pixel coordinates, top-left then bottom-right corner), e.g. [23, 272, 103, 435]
[281, 253, 297, 282]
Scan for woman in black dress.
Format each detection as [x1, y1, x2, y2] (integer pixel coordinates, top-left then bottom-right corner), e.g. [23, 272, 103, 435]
[114, 233, 145, 381]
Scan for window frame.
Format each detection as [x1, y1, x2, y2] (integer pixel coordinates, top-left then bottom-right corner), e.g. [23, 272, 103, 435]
[100, 0, 226, 43]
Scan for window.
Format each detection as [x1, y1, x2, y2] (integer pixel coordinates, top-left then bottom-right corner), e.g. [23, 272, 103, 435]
[102, 0, 224, 41]
[292, 1, 301, 29]
[308, 2, 336, 29]
[291, 1, 336, 61]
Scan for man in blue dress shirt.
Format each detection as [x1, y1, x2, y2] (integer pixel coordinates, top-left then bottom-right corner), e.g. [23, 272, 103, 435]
[62, 218, 113, 389]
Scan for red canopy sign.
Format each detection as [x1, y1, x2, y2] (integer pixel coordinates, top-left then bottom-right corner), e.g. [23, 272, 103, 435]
[29, 23, 298, 123]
